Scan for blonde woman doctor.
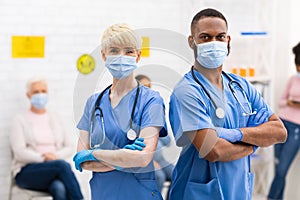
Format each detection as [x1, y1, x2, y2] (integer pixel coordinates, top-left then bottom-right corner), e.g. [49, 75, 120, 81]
[73, 23, 167, 200]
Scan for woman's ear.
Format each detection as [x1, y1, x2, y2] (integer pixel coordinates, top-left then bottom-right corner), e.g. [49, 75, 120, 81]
[136, 51, 141, 63]
[26, 92, 31, 99]
[188, 35, 195, 49]
[101, 50, 106, 61]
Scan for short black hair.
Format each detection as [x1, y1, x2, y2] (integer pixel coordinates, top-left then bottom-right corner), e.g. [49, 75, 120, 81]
[292, 42, 300, 65]
[191, 8, 228, 34]
[135, 74, 151, 82]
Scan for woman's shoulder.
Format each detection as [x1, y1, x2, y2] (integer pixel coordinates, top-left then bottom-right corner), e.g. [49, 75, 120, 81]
[289, 74, 300, 82]
[13, 110, 31, 121]
[140, 85, 163, 100]
[84, 92, 105, 106]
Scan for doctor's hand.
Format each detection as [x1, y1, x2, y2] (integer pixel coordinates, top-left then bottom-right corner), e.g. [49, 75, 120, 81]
[247, 108, 269, 127]
[123, 138, 146, 151]
[73, 149, 98, 172]
[215, 127, 243, 143]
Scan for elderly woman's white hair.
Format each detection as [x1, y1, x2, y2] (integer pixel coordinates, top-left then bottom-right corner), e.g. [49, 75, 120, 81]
[26, 76, 47, 92]
[101, 23, 142, 51]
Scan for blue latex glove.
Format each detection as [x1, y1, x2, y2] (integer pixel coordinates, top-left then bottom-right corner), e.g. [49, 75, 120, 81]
[123, 138, 146, 151]
[215, 127, 243, 143]
[114, 165, 123, 171]
[247, 108, 269, 127]
[73, 149, 98, 172]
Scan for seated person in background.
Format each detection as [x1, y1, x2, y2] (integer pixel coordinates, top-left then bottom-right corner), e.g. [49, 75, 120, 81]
[10, 76, 83, 200]
[135, 74, 174, 193]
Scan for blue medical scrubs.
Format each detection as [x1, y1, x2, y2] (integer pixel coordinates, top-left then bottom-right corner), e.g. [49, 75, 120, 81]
[169, 70, 273, 200]
[77, 84, 167, 200]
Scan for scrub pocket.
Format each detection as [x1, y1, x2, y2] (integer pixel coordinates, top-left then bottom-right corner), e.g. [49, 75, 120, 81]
[183, 178, 223, 200]
[237, 103, 250, 127]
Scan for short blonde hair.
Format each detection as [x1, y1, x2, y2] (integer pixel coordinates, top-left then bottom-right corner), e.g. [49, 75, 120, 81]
[26, 76, 47, 92]
[101, 23, 141, 51]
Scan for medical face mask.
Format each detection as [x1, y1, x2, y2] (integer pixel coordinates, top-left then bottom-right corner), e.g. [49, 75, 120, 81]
[195, 41, 228, 69]
[30, 93, 48, 109]
[105, 55, 137, 79]
[297, 72, 300, 78]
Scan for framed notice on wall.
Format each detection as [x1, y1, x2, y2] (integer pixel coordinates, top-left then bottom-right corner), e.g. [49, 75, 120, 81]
[12, 36, 45, 58]
[141, 36, 150, 57]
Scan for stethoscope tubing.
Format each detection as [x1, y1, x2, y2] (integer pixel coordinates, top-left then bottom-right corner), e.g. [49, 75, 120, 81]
[89, 82, 140, 148]
[191, 66, 255, 117]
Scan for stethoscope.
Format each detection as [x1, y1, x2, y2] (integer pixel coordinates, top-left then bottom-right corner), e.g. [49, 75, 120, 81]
[191, 66, 257, 119]
[89, 82, 140, 149]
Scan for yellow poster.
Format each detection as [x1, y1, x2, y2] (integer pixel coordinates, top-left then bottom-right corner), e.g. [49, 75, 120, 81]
[12, 36, 45, 58]
[141, 36, 150, 57]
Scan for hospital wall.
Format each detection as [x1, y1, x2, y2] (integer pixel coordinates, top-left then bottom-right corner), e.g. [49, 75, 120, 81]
[1, 0, 300, 200]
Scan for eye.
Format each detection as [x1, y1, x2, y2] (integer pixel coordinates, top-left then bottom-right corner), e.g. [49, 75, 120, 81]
[217, 34, 227, 41]
[33, 90, 42, 94]
[109, 48, 120, 54]
[200, 35, 209, 40]
[126, 50, 135, 54]
[125, 48, 136, 55]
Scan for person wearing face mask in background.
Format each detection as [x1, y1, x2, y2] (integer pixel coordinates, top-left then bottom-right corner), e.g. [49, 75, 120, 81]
[10, 76, 83, 200]
[268, 42, 300, 200]
[73, 23, 167, 200]
[168, 8, 287, 200]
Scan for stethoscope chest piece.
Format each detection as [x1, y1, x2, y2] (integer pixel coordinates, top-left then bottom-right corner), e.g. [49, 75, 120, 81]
[216, 107, 225, 119]
[127, 129, 137, 140]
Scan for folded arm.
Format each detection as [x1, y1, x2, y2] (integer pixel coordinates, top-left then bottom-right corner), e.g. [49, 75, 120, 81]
[76, 126, 159, 171]
[92, 126, 159, 168]
[241, 114, 287, 147]
[76, 130, 114, 172]
[188, 129, 254, 162]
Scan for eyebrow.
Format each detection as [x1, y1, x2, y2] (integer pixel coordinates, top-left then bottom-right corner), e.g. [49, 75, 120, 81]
[198, 32, 227, 36]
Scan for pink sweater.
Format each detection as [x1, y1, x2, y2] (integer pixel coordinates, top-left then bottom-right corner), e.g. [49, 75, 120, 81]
[10, 111, 73, 176]
[278, 75, 300, 125]
[26, 111, 56, 154]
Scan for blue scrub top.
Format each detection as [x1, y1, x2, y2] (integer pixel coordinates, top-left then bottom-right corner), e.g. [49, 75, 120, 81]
[77, 84, 167, 200]
[169, 70, 273, 200]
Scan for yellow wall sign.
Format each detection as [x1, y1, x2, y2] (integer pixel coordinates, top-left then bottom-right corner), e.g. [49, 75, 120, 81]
[12, 36, 45, 58]
[141, 36, 150, 57]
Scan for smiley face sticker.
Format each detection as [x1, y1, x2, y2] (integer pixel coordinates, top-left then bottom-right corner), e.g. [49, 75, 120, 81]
[77, 54, 96, 74]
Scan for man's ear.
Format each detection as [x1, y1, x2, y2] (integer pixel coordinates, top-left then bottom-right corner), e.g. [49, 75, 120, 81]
[26, 92, 30, 99]
[227, 35, 231, 55]
[188, 35, 195, 49]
